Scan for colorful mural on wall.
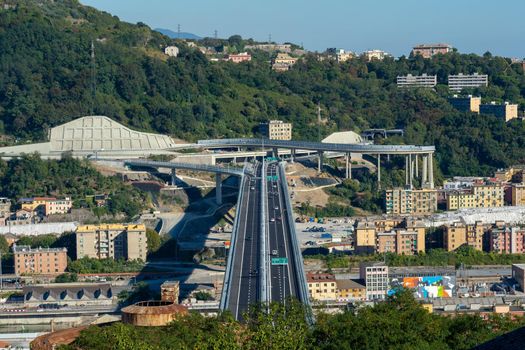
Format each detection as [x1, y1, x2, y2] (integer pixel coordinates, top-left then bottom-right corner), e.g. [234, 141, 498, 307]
[389, 276, 455, 298]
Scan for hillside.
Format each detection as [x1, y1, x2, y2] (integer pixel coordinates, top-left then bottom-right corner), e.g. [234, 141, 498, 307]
[1, 0, 525, 179]
[155, 28, 201, 40]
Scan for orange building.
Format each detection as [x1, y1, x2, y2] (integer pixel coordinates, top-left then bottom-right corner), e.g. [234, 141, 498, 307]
[13, 245, 68, 275]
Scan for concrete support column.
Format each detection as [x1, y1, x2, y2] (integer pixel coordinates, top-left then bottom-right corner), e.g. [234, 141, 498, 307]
[345, 153, 351, 179]
[272, 147, 278, 158]
[422, 155, 428, 186]
[290, 149, 295, 163]
[409, 154, 413, 189]
[428, 153, 434, 189]
[377, 154, 381, 189]
[415, 155, 419, 178]
[215, 174, 222, 205]
[318, 151, 324, 173]
[171, 169, 177, 186]
[405, 155, 409, 186]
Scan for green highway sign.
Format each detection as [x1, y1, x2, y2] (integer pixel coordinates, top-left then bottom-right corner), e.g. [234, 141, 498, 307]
[271, 257, 288, 265]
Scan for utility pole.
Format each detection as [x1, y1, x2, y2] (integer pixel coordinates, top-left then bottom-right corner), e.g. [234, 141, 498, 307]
[214, 30, 218, 39]
[177, 24, 181, 39]
[268, 33, 272, 44]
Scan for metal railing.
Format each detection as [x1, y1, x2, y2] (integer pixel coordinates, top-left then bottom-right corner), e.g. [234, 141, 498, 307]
[124, 159, 244, 176]
[278, 162, 314, 324]
[219, 163, 250, 310]
[260, 159, 269, 307]
[198, 138, 435, 155]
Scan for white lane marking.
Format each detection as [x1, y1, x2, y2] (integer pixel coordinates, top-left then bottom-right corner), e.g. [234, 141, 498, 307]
[276, 164, 294, 299]
[235, 165, 254, 319]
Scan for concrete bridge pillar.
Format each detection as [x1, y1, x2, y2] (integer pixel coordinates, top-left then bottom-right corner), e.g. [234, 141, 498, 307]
[216, 174, 222, 205]
[409, 154, 413, 189]
[272, 147, 279, 158]
[422, 155, 428, 186]
[405, 155, 409, 186]
[428, 153, 434, 189]
[290, 149, 295, 163]
[171, 168, 177, 186]
[377, 154, 381, 189]
[415, 155, 419, 178]
[345, 153, 351, 179]
[317, 151, 324, 173]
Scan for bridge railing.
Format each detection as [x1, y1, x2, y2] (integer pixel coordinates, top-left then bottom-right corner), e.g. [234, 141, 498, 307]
[278, 162, 314, 323]
[198, 138, 435, 154]
[124, 159, 244, 176]
[219, 162, 250, 310]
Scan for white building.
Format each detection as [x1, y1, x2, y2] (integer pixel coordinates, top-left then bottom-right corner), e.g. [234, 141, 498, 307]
[448, 73, 488, 92]
[363, 50, 391, 61]
[360, 262, 389, 301]
[164, 46, 180, 57]
[397, 74, 437, 88]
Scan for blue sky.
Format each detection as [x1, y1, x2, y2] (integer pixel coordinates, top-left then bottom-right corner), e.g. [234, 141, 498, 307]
[81, 0, 525, 58]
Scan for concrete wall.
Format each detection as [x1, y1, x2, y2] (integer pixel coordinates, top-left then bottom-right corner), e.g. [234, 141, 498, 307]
[0, 222, 77, 236]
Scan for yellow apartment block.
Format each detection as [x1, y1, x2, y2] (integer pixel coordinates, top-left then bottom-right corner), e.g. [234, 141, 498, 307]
[447, 185, 504, 210]
[336, 279, 366, 301]
[355, 219, 426, 254]
[307, 273, 337, 301]
[444, 221, 485, 251]
[385, 188, 437, 215]
[511, 184, 525, 206]
[76, 224, 147, 261]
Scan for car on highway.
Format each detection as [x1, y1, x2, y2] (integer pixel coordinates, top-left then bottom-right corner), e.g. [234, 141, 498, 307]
[271, 250, 278, 256]
[275, 206, 279, 210]
[251, 186, 255, 190]
[270, 218, 275, 222]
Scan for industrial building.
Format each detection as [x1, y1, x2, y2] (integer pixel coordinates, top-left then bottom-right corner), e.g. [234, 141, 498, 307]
[448, 73, 488, 92]
[75, 223, 147, 261]
[396, 74, 437, 88]
[23, 283, 114, 307]
[0, 116, 179, 159]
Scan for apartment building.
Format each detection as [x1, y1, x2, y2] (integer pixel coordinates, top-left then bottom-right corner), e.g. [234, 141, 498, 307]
[13, 245, 68, 275]
[245, 44, 292, 53]
[397, 74, 437, 88]
[19, 197, 72, 216]
[307, 273, 337, 301]
[376, 229, 425, 255]
[355, 218, 425, 255]
[479, 102, 518, 122]
[412, 43, 452, 58]
[489, 222, 525, 254]
[164, 46, 179, 57]
[448, 73, 488, 92]
[446, 184, 504, 210]
[76, 224, 148, 261]
[363, 50, 390, 61]
[444, 221, 485, 251]
[385, 188, 437, 215]
[260, 120, 292, 140]
[336, 50, 354, 63]
[511, 184, 525, 206]
[336, 279, 366, 301]
[360, 262, 389, 301]
[448, 95, 481, 113]
[227, 52, 252, 63]
[272, 53, 297, 71]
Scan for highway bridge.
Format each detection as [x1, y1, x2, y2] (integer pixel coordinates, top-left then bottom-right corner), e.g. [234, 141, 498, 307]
[198, 138, 436, 188]
[220, 159, 311, 321]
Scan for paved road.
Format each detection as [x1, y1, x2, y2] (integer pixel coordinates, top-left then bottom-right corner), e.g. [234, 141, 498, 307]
[266, 162, 300, 304]
[226, 163, 261, 320]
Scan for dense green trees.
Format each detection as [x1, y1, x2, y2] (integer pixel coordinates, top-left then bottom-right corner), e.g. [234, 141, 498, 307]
[0, 154, 146, 218]
[2, 1, 525, 179]
[62, 291, 525, 349]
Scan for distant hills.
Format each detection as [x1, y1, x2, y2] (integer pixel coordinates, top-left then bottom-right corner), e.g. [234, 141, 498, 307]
[155, 28, 201, 40]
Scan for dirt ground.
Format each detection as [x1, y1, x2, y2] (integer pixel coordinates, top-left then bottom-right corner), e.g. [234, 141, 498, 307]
[284, 162, 334, 208]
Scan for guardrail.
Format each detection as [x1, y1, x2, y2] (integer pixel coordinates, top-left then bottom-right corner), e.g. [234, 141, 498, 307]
[198, 138, 435, 155]
[278, 162, 314, 324]
[124, 159, 244, 176]
[219, 162, 250, 310]
[260, 159, 269, 307]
